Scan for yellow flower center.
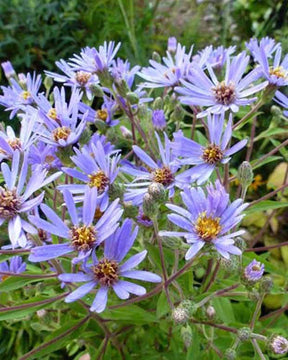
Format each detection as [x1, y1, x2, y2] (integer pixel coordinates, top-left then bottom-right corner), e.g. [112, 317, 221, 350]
[252, 264, 261, 271]
[195, 212, 222, 241]
[52, 126, 71, 142]
[47, 108, 58, 120]
[92, 258, 119, 286]
[152, 166, 174, 186]
[88, 170, 109, 193]
[8, 138, 22, 151]
[0, 187, 22, 219]
[21, 91, 31, 100]
[75, 71, 92, 86]
[202, 144, 224, 164]
[269, 66, 287, 79]
[212, 81, 236, 105]
[44, 155, 55, 164]
[70, 225, 97, 252]
[97, 109, 108, 121]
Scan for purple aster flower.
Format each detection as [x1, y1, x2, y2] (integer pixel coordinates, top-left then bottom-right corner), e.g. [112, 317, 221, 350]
[168, 37, 177, 53]
[176, 51, 268, 117]
[0, 72, 42, 118]
[81, 131, 115, 156]
[1, 61, 16, 79]
[246, 37, 279, 58]
[0, 256, 26, 280]
[138, 41, 193, 89]
[203, 45, 236, 69]
[79, 96, 119, 127]
[152, 109, 166, 130]
[28, 141, 62, 170]
[159, 180, 248, 260]
[136, 207, 153, 227]
[68, 42, 121, 74]
[0, 151, 61, 248]
[111, 58, 140, 88]
[172, 113, 247, 184]
[58, 219, 161, 313]
[122, 132, 184, 206]
[243, 259, 264, 282]
[270, 335, 288, 355]
[34, 87, 87, 148]
[45, 59, 98, 100]
[274, 90, 288, 116]
[28, 187, 123, 264]
[0, 111, 39, 162]
[58, 140, 121, 210]
[248, 40, 288, 86]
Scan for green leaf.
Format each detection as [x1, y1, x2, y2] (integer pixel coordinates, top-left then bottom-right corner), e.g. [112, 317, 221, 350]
[0, 275, 54, 292]
[251, 156, 283, 170]
[104, 304, 158, 324]
[156, 291, 170, 319]
[254, 127, 287, 141]
[212, 298, 235, 323]
[245, 201, 288, 215]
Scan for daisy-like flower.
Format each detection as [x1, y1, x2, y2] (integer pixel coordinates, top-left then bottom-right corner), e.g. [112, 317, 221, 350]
[246, 37, 279, 58]
[270, 335, 288, 355]
[202, 45, 236, 69]
[68, 42, 121, 74]
[35, 87, 87, 148]
[0, 151, 61, 248]
[274, 90, 288, 116]
[58, 219, 161, 313]
[28, 141, 62, 170]
[138, 40, 193, 89]
[159, 180, 248, 260]
[81, 132, 115, 156]
[0, 73, 42, 118]
[0, 111, 39, 162]
[172, 113, 247, 184]
[28, 187, 123, 264]
[248, 40, 288, 86]
[111, 58, 140, 88]
[122, 132, 183, 206]
[176, 51, 268, 117]
[0, 256, 26, 280]
[243, 259, 264, 283]
[45, 59, 98, 100]
[58, 141, 121, 210]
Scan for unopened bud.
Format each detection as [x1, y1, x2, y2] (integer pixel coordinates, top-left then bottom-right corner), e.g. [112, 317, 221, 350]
[148, 182, 166, 203]
[206, 305, 216, 319]
[172, 306, 189, 324]
[162, 235, 185, 250]
[237, 327, 252, 341]
[234, 237, 247, 251]
[224, 348, 237, 360]
[269, 335, 288, 355]
[89, 84, 104, 97]
[126, 92, 139, 105]
[97, 69, 114, 88]
[180, 300, 197, 317]
[170, 104, 185, 122]
[109, 183, 124, 201]
[181, 325, 192, 348]
[248, 288, 260, 301]
[120, 126, 132, 139]
[152, 51, 161, 63]
[271, 105, 282, 116]
[36, 309, 47, 318]
[260, 276, 273, 294]
[142, 193, 159, 217]
[153, 97, 163, 110]
[114, 78, 130, 97]
[44, 76, 53, 91]
[237, 161, 253, 188]
[220, 255, 240, 272]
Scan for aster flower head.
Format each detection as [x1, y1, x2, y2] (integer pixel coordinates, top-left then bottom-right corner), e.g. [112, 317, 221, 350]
[270, 335, 288, 355]
[1, 61, 16, 79]
[136, 207, 153, 227]
[0, 72, 42, 118]
[111, 58, 140, 89]
[58, 219, 161, 313]
[246, 37, 279, 59]
[0, 256, 26, 280]
[176, 51, 268, 117]
[243, 259, 264, 283]
[159, 180, 248, 260]
[138, 41, 193, 89]
[122, 132, 184, 206]
[28, 187, 123, 264]
[274, 90, 288, 117]
[28, 141, 62, 170]
[59, 140, 121, 209]
[0, 151, 61, 248]
[173, 113, 247, 184]
[152, 109, 166, 130]
[248, 40, 288, 86]
[81, 131, 115, 156]
[68, 42, 121, 75]
[204, 45, 236, 69]
[35, 87, 87, 148]
[45, 59, 98, 100]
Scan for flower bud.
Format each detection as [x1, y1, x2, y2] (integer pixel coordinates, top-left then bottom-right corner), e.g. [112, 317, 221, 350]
[136, 207, 153, 227]
[152, 109, 166, 131]
[114, 78, 130, 97]
[152, 51, 161, 63]
[180, 300, 197, 317]
[168, 37, 177, 53]
[120, 126, 132, 139]
[148, 182, 166, 203]
[153, 97, 163, 110]
[170, 104, 185, 122]
[44, 76, 53, 91]
[162, 235, 185, 250]
[248, 288, 261, 302]
[181, 325, 192, 348]
[224, 348, 237, 360]
[172, 306, 189, 324]
[269, 335, 288, 355]
[142, 193, 159, 217]
[237, 161, 253, 188]
[122, 202, 138, 218]
[89, 84, 104, 97]
[97, 69, 114, 88]
[220, 255, 240, 272]
[1, 61, 16, 79]
[126, 92, 139, 105]
[206, 305, 216, 319]
[242, 259, 264, 286]
[36, 309, 47, 318]
[271, 105, 282, 116]
[234, 237, 247, 251]
[259, 276, 273, 294]
[237, 327, 252, 341]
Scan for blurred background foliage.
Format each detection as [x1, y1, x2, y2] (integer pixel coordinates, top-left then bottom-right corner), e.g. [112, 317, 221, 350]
[0, 0, 287, 75]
